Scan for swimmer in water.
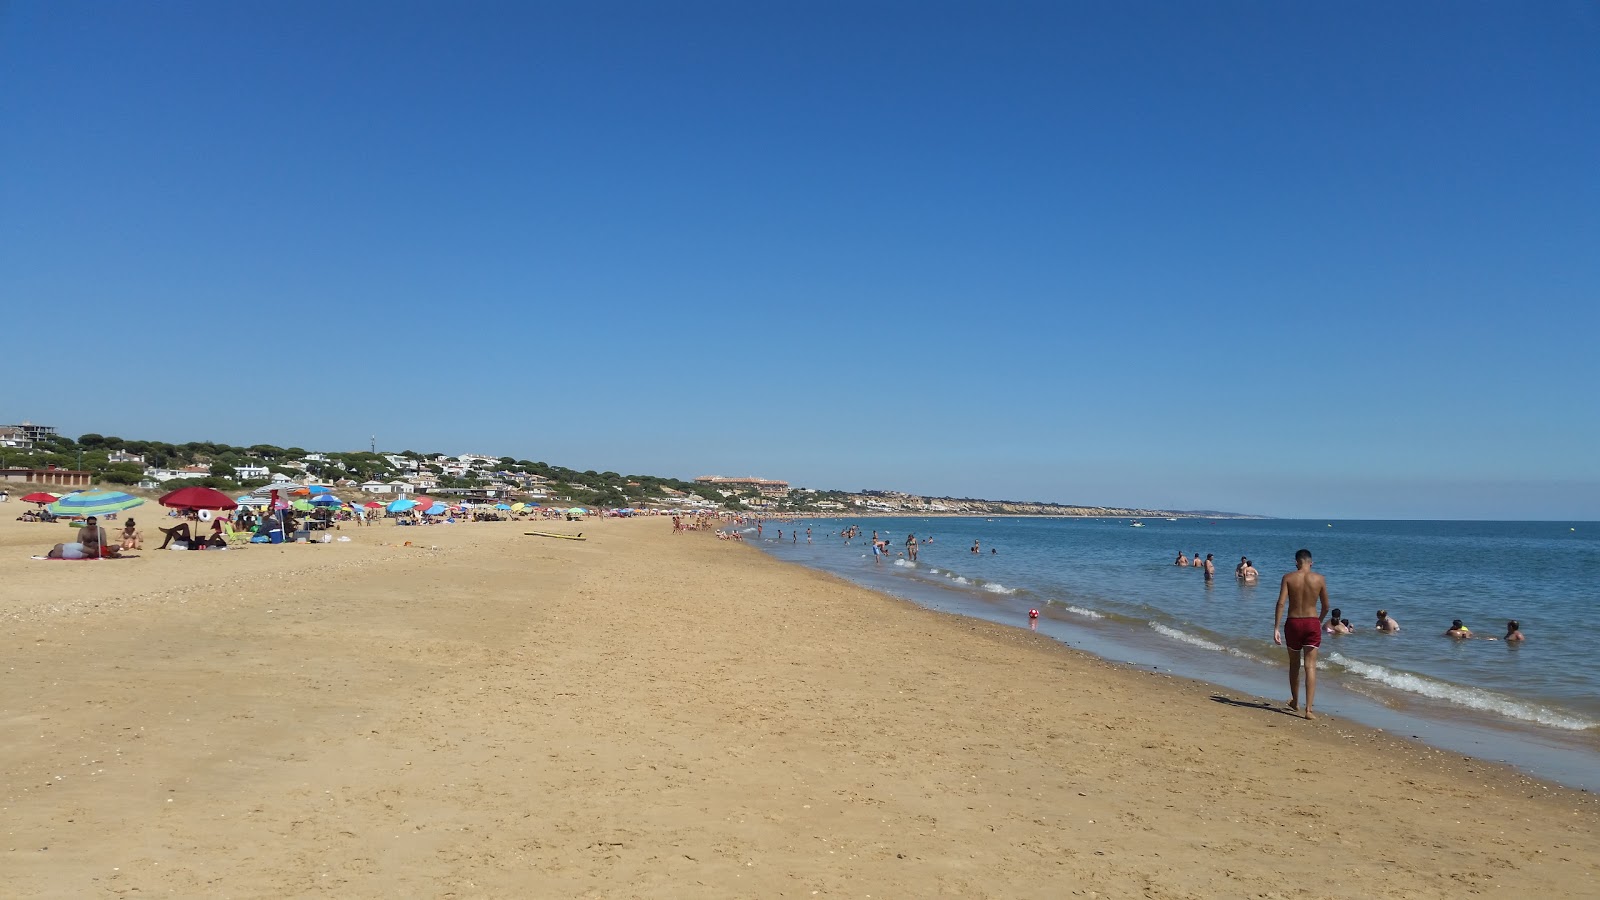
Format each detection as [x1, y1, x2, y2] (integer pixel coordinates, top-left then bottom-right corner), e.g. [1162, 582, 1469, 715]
[1505, 620, 1525, 642]
[971, 540, 980, 554]
[1375, 610, 1399, 633]
[1176, 551, 1190, 567]
[1445, 619, 1472, 639]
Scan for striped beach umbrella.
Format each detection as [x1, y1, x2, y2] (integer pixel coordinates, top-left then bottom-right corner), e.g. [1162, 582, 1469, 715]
[46, 490, 145, 518]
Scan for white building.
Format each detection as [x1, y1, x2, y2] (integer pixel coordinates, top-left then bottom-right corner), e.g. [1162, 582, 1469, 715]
[108, 450, 146, 464]
[233, 464, 271, 480]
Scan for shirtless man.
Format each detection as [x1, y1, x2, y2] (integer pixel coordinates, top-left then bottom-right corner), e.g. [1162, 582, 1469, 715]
[1202, 553, 1215, 582]
[48, 516, 112, 559]
[1375, 610, 1400, 633]
[1272, 549, 1329, 719]
[1175, 551, 1189, 566]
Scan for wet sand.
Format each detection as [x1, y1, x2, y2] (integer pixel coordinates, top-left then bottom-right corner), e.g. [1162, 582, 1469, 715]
[1, 512, 1596, 898]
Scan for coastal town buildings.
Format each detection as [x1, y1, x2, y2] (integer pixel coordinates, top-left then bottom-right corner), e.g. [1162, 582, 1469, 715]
[694, 476, 791, 498]
[3, 422, 58, 445]
[0, 466, 91, 487]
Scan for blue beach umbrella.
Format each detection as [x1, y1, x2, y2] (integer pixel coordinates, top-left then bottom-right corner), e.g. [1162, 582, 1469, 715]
[494, 503, 512, 510]
[310, 493, 344, 507]
[387, 498, 419, 513]
[425, 503, 448, 515]
[47, 490, 145, 518]
[307, 485, 334, 495]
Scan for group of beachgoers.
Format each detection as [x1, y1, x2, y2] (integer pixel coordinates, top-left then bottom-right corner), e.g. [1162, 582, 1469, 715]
[1270, 548, 1527, 720]
[1174, 550, 1259, 582]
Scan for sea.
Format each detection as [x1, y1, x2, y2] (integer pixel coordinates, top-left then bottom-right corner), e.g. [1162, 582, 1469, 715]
[745, 517, 1600, 790]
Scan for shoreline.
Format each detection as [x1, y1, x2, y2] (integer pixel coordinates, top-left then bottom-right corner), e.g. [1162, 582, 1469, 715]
[748, 516, 1600, 789]
[3, 516, 1596, 896]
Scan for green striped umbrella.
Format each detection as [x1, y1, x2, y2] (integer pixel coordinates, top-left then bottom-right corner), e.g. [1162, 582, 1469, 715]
[47, 490, 145, 518]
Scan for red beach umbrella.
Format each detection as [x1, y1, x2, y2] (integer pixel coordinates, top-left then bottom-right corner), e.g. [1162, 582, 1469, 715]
[159, 485, 240, 510]
[363, 501, 384, 509]
[21, 491, 60, 506]
[411, 494, 434, 510]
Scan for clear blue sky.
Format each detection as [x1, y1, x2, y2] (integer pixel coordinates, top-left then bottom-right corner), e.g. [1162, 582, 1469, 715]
[3, 2, 1596, 519]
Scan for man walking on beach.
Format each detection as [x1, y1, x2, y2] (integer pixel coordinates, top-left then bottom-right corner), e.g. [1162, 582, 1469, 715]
[1272, 549, 1329, 719]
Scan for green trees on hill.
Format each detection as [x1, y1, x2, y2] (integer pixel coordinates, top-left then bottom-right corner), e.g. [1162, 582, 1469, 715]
[2, 432, 739, 509]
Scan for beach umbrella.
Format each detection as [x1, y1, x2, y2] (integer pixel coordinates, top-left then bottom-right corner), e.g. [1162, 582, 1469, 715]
[46, 490, 144, 518]
[290, 498, 316, 512]
[310, 493, 344, 507]
[307, 485, 334, 495]
[363, 501, 385, 509]
[160, 485, 239, 510]
[235, 495, 269, 508]
[21, 491, 59, 506]
[567, 507, 587, 515]
[425, 503, 448, 515]
[253, 481, 300, 496]
[386, 498, 418, 513]
[494, 503, 512, 510]
[411, 494, 434, 510]
[510, 502, 525, 512]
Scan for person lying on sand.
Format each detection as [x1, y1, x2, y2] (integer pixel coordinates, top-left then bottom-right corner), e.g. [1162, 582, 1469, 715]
[47, 516, 118, 559]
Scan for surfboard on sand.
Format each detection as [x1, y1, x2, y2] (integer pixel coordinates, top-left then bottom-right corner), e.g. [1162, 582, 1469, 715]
[524, 531, 586, 541]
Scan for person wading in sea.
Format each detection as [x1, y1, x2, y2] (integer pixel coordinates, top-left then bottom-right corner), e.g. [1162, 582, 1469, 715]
[1272, 549, 1329, 720]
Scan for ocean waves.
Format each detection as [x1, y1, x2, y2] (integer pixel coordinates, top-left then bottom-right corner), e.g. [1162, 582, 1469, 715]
[1328, 653, 1597, 731]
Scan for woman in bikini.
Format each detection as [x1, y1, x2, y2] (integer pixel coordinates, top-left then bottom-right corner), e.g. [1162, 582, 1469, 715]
[121, 518, 143, 551]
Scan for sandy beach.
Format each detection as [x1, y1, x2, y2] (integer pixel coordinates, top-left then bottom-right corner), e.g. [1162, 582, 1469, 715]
[2, 510, 1596, 898]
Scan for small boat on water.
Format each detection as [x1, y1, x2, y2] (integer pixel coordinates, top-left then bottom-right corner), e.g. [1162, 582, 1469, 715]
[1130, 521, 1145, 527]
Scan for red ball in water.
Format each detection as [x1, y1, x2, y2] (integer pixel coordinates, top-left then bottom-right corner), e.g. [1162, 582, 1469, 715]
[1028, 609, 1039, 619]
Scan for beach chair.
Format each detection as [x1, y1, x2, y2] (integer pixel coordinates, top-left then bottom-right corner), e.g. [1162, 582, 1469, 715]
[222, 522, 252, 547]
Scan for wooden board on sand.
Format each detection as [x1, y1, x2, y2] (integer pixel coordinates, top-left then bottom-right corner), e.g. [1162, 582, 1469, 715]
[525, 531, 586, 541]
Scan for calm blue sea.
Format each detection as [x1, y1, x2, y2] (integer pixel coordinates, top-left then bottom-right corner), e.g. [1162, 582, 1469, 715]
[748, 517, 1600, 787]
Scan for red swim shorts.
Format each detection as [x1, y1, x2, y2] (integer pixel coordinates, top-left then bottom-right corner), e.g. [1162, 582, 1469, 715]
[1283, 617, 1322, 652]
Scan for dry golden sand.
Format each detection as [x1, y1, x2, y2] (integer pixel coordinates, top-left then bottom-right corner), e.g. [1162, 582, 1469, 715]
[1, 511, 1596, 899]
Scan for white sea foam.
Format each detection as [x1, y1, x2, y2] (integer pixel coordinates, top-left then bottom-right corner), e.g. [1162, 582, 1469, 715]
[893, 558, 915, 568]
[1150, 622, 1227, 652]
[1149, 623, 1264, 663]
[1064, 605, 1104, 619]
[950, 575, 970, 585]
[1328, 653, 1596, 731]
[981, 583, 1016, 595]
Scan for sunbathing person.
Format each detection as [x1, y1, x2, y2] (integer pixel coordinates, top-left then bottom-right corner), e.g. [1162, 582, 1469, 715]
[121, 518, 143, 551]
[157, 522, 195, 549]
[47, 516, 118, 559]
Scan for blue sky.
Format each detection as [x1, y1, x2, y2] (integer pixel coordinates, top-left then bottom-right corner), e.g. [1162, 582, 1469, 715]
[3, 2, 1596, 518]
